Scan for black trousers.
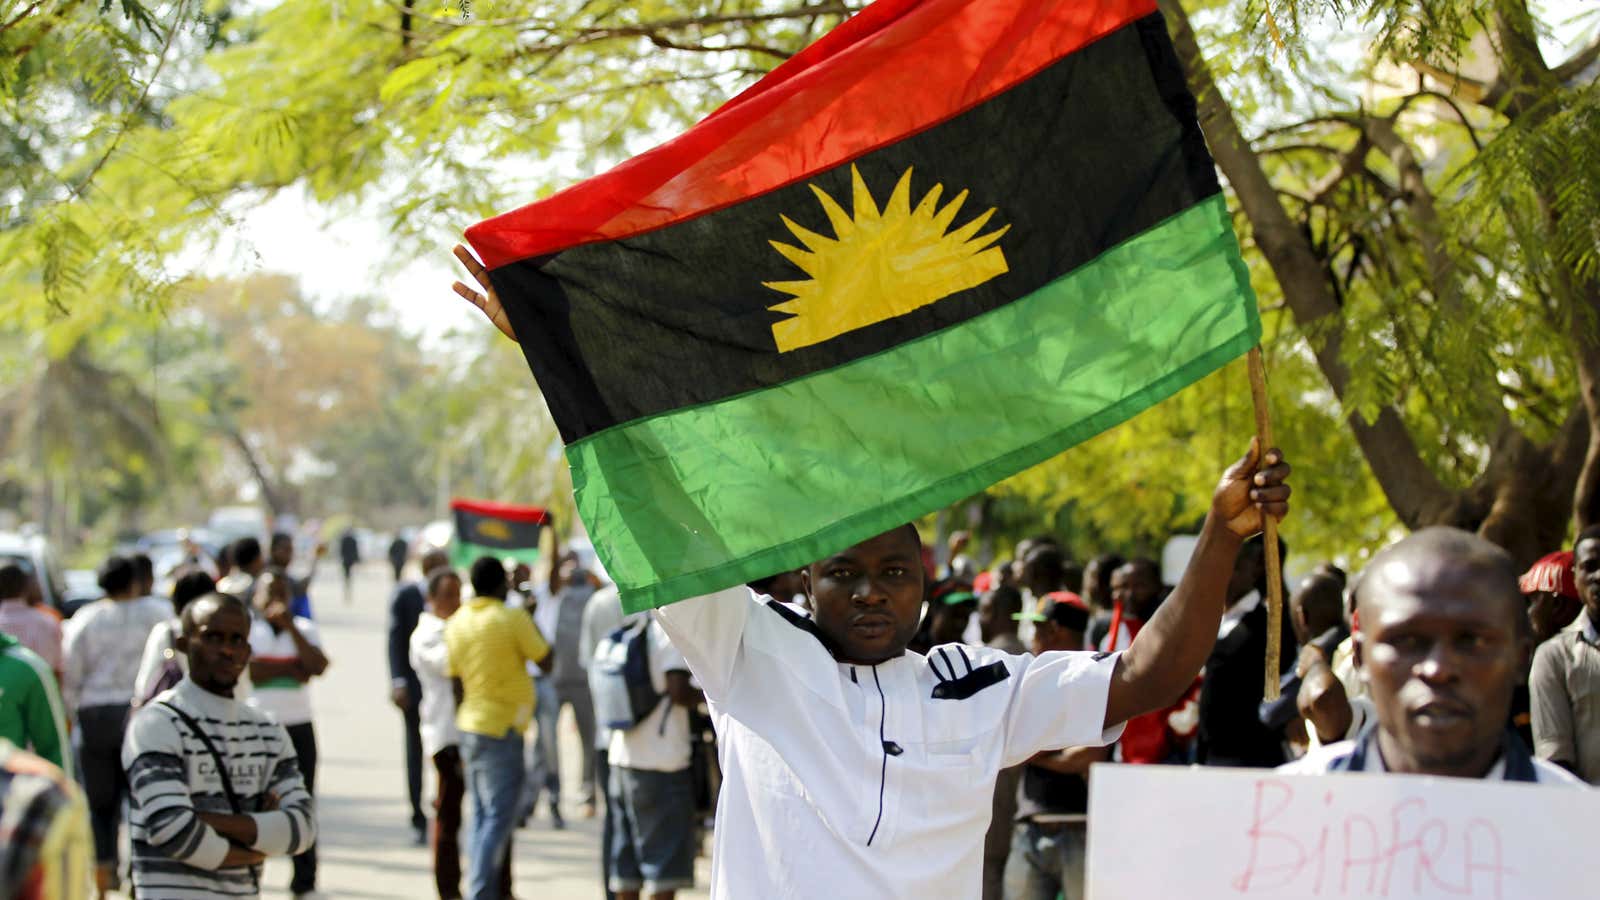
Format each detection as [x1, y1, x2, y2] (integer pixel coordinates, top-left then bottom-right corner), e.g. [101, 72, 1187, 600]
[287, 722, 319, 894]
[404, 700, 426, 828]
[77, 704, 131, 866]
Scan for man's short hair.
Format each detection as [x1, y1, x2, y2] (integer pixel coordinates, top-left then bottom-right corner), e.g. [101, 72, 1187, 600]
[0, 562, 31, 600]
[270, 532, 292, 548]
[1354, 527, 1521, 630]
[469, 556, 508, 598]
[426, 566, 460, 597]
[98, 555, 136, 596]
[1124, 557, 1161, 582]
[132, 553, 154, 585]
[231, 537, 263, 570]
[1576, 524, 1600, 550]
[987, 585, 1023, 618]
[180, 592, 251, 635]
[171, 569, 217, 612]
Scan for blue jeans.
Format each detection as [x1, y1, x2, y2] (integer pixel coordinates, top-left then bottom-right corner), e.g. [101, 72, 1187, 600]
[461, 729, 525, 900]
[1003, 821, 1087, 900]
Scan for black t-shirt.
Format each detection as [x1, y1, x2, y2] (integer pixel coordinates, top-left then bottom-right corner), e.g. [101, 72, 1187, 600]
[1014, 761, 1088, 820]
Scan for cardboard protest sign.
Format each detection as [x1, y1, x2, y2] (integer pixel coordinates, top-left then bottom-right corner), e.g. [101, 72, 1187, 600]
[1087, 764, 1596, 899]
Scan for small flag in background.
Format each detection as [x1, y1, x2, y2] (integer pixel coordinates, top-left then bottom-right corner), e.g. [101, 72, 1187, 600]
[467, 0, 1260, 613]
[449, 498, 550, 570]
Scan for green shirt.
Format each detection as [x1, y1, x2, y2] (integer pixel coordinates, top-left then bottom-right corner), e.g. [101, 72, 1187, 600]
[0, 633, 71, 776]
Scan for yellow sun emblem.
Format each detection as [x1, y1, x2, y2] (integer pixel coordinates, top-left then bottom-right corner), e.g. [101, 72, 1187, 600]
[764, 164, 1010, 353]
[475, 519, 512, 541]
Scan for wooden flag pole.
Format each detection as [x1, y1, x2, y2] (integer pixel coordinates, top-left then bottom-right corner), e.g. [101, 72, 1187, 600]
[1247, 346, 1285, 701]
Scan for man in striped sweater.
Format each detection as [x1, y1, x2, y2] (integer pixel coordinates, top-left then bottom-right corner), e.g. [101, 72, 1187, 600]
[122, 592, 316, 899]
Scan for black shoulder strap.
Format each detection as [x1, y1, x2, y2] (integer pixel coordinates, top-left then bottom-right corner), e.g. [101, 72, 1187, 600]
[158, 701, 243, 814]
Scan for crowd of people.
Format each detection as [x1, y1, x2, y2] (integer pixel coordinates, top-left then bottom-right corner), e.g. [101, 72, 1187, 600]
[0, 534, 329, 899]
[1, 460, 1597, 899]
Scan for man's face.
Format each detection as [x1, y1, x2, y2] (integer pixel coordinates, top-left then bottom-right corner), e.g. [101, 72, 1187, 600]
[430, 575, 463, 618]
[1356, 564, 1524, 777]
[178, 600, 252, 696]
[1227, 546, 1263, 603]
[929, 602, 974, 646]
[1030, 621, 1083, 655]
[1110, 565, 1160, 618]
[270, 537, 293, 568]
[803, 528, 924, 665]
[1575, 538, 1600, 622]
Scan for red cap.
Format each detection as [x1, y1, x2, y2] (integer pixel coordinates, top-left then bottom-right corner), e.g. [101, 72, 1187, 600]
[1520, 551, 1578, 600]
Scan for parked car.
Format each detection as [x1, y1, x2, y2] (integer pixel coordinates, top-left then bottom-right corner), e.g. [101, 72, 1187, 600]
[0, 531, 73, 617]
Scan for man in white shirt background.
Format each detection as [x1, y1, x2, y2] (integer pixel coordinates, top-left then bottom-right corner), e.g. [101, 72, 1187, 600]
[248, 570, 330, 899]
[410, 565, 466, 900]
[654, 442, 1290, 898]
[603, 620, 700, 900]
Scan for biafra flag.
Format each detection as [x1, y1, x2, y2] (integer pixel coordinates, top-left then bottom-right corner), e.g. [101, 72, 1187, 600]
[466, 0, 1259, 613]
[449, 499, 550, 570]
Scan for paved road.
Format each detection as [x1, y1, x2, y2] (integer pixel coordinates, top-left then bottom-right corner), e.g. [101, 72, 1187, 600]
[245, 562, 711, 899]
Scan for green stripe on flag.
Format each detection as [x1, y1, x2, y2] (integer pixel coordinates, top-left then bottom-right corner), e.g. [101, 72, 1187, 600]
[570, 195, 1259, 612]
[450, 540, 542, 571]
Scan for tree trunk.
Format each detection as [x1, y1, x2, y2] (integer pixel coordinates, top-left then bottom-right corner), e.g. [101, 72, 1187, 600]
[1157, 0, 1589, 562]
[223, 426, 288, 519]
[1158, 0, 1457, 528]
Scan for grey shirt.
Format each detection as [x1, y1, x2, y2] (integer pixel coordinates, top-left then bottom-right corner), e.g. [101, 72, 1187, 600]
[549, 581, 596, 686]
[1530, 610, 1600, 785]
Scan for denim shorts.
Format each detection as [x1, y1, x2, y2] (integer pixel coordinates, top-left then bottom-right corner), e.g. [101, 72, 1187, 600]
[607, 765, 697, 893]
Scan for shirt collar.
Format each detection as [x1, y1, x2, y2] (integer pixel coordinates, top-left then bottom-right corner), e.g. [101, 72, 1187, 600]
[1581, 609, 1599, 646]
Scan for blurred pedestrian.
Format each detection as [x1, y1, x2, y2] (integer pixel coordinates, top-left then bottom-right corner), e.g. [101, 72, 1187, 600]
[1530, 526, 1600, 783]
[1196, 535, 1296, 767]
[389, 535, 410, 583]
[269, 532, 323, 620]
[248, 570, 330, 898]
[390, 547, 450, 844]
[602, 620, 700, 900]
[0, 630, 70, 775]
[61, 554, 171, 894]
[338, 528, 360, 605]
[0, 561, 62, 678]
[410, 566, 467, 900]
[445, 556, 552, 900]
[1005, 592, 1106, 900]
[0, 740, 92, 900]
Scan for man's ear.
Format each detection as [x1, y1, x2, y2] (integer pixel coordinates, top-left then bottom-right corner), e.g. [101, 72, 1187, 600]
[800, 565, 813, 602]
[173, 631, 190, 655]
[1351, 631, 1365, 682]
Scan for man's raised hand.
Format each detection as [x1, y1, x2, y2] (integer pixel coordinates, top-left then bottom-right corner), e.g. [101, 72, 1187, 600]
[452, 244, 517, 342]
[1211, 438, 1291, 539]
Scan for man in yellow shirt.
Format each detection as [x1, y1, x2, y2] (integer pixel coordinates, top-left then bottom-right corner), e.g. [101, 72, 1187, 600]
[444, 557, 553, 900]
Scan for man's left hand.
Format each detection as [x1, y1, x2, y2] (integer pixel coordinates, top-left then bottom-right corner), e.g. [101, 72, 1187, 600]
[1210, 438, 1290, 539]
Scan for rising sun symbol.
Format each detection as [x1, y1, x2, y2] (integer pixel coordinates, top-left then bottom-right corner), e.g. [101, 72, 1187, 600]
[764, 164, 1011, 353]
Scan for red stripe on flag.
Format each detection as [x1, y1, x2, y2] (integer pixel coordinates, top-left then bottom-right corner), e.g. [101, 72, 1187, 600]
[466, 0, 1157, 269]
[449, 497, 552, 524]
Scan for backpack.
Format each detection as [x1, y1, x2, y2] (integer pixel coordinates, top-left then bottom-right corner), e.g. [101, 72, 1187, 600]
[590, 617, 662, 730]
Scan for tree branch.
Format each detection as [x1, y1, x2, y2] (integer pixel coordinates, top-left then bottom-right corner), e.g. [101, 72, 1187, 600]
[1158, 0, 1458, 528]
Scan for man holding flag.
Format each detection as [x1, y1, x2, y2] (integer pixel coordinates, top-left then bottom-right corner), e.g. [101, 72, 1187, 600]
[451, 0, 1292, 894]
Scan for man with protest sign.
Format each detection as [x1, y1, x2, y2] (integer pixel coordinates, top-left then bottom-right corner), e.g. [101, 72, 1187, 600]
[1283, 527, 1580, 784]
